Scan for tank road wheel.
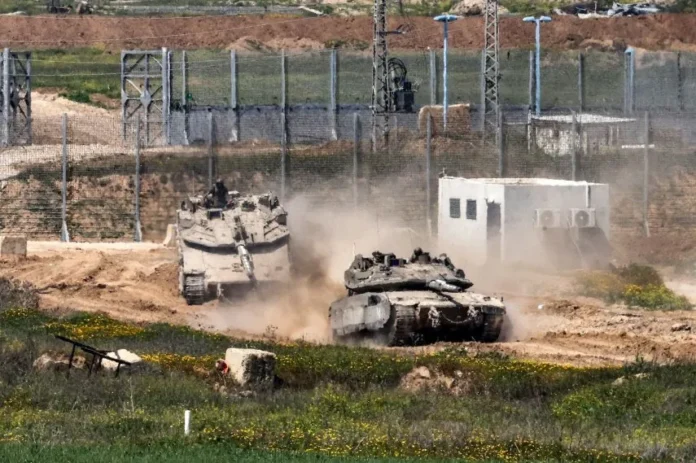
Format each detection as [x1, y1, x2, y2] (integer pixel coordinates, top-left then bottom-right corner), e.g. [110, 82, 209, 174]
[474, 313, 504, 343]
[386, 305, 417, 347]
[183, 274, 206, 306]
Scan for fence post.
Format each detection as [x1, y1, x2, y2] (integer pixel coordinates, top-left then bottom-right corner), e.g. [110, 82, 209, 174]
[429, 48, 436, 106]
[182, 50, 189, 145]
[497, 111, 505, 177]
[528, 51, 535, 114]
[207, 111, 214, 189]
[577, 53, 585, 112]
[329, 48, 338, 141]
[162, 47, 171, 145]
[571, 111, 578, 181]
[677, 52, 684, 112]
[280, 50, 287, 202]
[60, 113, 70, 243]
[426, 114, 433, 238]
[624, 47, 635, 115]
[2, 48, 9, 147]
[352, 112, 360, 209]
[643, 111, 650, 237]
[230, 50, 239, 142]
[134, 116, 142, 242]
[25, 52, 31, 145]
[480, 49, 486, 133]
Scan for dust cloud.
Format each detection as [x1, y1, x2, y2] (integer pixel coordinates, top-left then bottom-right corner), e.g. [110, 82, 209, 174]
[199, 194, 428, 343]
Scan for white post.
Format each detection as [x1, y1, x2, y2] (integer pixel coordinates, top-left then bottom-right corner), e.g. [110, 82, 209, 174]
[184, 410, 191, 436]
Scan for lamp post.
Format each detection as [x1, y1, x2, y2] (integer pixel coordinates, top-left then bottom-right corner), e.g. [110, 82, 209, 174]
[523, 15, 551, 116]
[434, 13, 459, 131]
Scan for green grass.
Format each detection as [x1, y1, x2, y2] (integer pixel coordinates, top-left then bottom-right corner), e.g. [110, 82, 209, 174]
[0, 443, 473, 463]
[2, 289, 696, 461]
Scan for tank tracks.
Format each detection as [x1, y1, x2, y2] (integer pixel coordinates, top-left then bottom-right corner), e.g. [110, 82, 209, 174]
[475, 313, 504, 342]
[183, 274, 206, 305]
[386, 305, 416, 346]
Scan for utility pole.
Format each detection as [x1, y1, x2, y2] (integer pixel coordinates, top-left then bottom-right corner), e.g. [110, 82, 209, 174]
[523, 15, 551, 116]
[370, 0, 406, 153]
[481, 0, 500, 146]
[434, 13, 459, 133]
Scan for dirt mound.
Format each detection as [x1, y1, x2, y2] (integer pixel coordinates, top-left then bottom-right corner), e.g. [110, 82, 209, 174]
[0, 14, 696, 51]
[0, 243, 192, 325]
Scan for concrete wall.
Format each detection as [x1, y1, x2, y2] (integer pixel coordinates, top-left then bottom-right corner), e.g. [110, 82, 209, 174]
[169, 105, 421, 146]
[437, 178, 504, 267]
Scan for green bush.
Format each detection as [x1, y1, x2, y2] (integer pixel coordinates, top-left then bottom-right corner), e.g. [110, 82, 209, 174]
[574, 264, 692, 311]
[622, 284, 692, 311]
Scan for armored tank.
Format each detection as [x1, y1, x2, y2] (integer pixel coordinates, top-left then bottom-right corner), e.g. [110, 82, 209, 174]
[329, 249, 505, 346]
[176, 189, 290, 305]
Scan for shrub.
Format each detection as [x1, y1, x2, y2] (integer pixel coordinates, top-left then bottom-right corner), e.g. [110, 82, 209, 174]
[574, 264, 692, 311]
[622, 284, 692, 311]
[615, 263, 664, 287]
[0, 278, 39, 313]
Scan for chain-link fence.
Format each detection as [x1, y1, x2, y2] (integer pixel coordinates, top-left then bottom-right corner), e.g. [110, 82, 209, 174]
[3, 48, 696, 247]
[1, 107, 692, 247]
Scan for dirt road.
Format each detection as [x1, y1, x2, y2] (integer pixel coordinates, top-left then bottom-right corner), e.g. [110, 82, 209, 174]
[1, 14, 696, 51]
[3, 241, 696, 367]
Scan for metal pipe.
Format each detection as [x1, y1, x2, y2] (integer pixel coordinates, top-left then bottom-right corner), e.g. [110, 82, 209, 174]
[3, 48, 9, 146]
[426, 115, 432, 237]
[523, 16, 551, 116]
[429, 48, 436, 106]
[443, 20, 448, 131]
[534, 21, 540, 116]
[134, 116, 142, 242]
[353, 112, 359, 209]
[329, 48, 337, 141]
[230, 50, 239, 142]
[434, 14, 459, 133]
[61, 113, 70, 243]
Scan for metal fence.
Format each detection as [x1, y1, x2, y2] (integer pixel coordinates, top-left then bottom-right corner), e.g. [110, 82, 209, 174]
[1, 107, 693, 248]
[2, 47, 696, 246]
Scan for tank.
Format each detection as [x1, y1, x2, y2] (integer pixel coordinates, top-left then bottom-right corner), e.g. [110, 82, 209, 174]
[176, 190, 290, 305]
[329, 249, 505, 346]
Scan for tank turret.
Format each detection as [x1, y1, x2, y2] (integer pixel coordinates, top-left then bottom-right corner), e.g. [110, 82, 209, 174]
[176, 189, 290, 305]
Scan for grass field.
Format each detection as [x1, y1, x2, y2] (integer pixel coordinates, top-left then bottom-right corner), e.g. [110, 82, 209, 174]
[2, 278, 696, 463]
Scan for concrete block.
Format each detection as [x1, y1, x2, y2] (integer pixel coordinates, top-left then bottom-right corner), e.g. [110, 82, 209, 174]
[0, 234, 27, 257]
[224, 348, 277, 390]
[162, 224, 177, 247]
[101, 349, 142, 371]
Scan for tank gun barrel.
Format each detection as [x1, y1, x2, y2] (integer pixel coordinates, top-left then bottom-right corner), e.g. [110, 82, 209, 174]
[236, 243, 256, 282]
[427, 279, 461, 292]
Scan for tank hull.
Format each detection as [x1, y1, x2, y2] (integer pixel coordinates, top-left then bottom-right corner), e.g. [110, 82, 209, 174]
[178, 240, 291, 304]
[329, 290, 505, 346]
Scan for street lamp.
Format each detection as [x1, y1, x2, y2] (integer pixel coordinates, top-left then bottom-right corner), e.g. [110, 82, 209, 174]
[434, 13, 459, 131]
[523, 15, 551, 116]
